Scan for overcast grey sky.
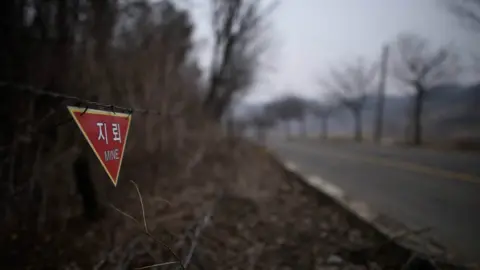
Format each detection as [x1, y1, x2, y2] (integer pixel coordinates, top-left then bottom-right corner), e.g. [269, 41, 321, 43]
[191, 0, 478, 103]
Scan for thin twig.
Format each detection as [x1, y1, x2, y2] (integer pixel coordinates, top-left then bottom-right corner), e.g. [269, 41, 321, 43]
[117, 235, 143, 270]
[130, 180, 149, 234]
[183, 226, 202, 269]
[94, 227, 120, 270]
[143, 231, 185, 270]
[154, 196, 172, 207]
[183, 193, 222, 269]
[139, 238, 158, 263]
[111, 210, 185, 270]
[110, 204, 141, 227]
[110, 184, 186, 270]
[135, 261, 178, 269]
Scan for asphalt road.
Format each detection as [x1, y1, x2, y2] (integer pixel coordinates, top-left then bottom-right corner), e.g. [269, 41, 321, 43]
[268, 139, 480, 264]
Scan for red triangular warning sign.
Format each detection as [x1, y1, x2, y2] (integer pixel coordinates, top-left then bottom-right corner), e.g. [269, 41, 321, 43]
[68, 106, 132, 186]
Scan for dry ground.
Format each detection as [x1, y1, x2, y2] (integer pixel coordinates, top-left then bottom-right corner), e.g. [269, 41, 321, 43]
[3, 139, 462, 270]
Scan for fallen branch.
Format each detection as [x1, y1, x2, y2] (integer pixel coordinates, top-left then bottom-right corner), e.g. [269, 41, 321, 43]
[135, 261, 178, 269]
[183, 192, 222, 269]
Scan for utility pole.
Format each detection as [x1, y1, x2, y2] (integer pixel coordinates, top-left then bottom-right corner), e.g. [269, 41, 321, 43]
[373, 45, 389, 143]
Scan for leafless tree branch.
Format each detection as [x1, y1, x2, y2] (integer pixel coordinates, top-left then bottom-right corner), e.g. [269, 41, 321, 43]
[393, 33, 458, 87]
[319, 58, 377, 141]
[204, 0, 278, 119]
[444, 0, 480, 32]
[322, 59, 377, 110]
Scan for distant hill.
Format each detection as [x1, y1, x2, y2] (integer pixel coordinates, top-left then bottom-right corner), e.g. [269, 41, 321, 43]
[326, 82, 480, 140]
[422, 83, 480, 139]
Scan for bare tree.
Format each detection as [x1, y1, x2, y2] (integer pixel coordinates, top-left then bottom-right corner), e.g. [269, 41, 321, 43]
[309, 99, 335, 140]
[265, 95, 308, 139]
[203, 0, 277, 120]
[392, 33, 459, 145]
[320, 58, 377, 142]
[249, 109, 276, 143]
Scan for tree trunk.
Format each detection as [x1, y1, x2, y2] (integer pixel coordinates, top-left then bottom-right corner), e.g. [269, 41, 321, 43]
[353, 109, 363, 142]
[412, 87, 425, 145]
[301, 116, 307, 137]
[321, 116, 328, 140]
[284, 121, 291, 140]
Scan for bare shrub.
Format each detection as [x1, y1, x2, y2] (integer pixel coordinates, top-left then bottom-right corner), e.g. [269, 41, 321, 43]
[0, 1, 218, 268]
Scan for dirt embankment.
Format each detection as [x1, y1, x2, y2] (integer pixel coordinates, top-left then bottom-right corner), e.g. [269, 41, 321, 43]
[4, 133, 466, 269]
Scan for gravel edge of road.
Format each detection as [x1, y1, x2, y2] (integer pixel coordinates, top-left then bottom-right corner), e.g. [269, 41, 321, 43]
[264, 149, 476, 269]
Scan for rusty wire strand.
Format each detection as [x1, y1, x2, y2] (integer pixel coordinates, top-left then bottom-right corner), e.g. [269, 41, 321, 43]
[0, 81, 162, 115]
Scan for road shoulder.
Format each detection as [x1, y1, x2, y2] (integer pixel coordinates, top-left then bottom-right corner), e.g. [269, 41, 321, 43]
[279, 156, 474, 269]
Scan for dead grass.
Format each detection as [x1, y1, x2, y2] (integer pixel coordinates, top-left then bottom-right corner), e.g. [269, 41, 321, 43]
[2, 135, 466, 269]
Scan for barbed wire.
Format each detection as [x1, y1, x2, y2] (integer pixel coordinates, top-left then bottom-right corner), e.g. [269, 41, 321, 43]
[0, 81, 163, 115]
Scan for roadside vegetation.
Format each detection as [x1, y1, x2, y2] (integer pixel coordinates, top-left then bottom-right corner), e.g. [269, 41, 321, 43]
[0, 0, 475, 269]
